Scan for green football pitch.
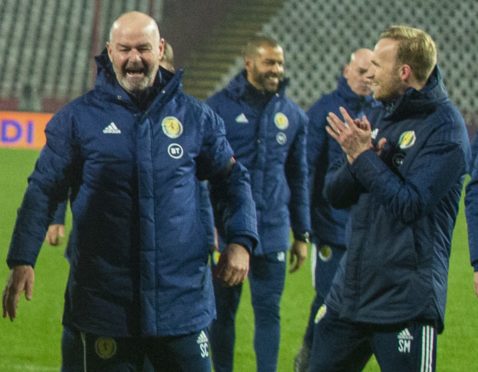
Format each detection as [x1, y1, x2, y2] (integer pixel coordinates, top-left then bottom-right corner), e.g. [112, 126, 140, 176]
[0, 148, 477, 371]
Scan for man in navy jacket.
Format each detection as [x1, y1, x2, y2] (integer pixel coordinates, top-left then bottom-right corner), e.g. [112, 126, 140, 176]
[2, 11, 258, 371]
[294, 48, 380, 372]
[206, 35, 310, 372]
[309, 25, 470, 371]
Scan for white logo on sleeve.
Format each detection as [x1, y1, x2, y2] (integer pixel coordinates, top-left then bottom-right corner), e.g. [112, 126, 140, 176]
[103, 122, 122, 134]
[397, 328, 414, 353]
[235, 113, 249, 123]
[371, 128, 379, 140]
[196, 330, 209, 358]
[277, 252, 286, 262]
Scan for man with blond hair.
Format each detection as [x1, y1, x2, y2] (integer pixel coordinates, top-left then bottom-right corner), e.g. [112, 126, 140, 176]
[309, 25, 470, 371]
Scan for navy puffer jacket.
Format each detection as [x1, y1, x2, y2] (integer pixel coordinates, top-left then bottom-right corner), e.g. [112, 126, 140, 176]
[207, 71, 310, 254]
[325, 67, 470, 332]
[7, 52, 258, 337]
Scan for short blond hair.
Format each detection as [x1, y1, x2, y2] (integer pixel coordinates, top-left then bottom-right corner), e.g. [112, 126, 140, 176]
[380, 25, 437, 83]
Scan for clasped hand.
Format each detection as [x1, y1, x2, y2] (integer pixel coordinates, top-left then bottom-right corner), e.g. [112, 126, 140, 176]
[325, 107, 376, 163]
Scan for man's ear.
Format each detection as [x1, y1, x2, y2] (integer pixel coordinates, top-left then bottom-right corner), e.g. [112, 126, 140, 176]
[106, 42, 113, 62]
[158, 38, 165, 61]
[343, 63, 350, 79]
[399, 64, 412, 82]
[244, 56, 252, 70]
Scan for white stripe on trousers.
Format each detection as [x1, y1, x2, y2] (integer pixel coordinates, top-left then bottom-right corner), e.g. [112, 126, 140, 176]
[80, 332, 88, 372]
[420, 325, 435, 372]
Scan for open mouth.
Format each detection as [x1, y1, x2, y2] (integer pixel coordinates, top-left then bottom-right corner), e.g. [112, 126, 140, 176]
[264, 75, 281, 87]
[125, 66, 146, 78]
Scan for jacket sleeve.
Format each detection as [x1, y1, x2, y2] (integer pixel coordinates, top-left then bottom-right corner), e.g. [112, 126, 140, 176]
[197, 106, 259, 252]
[469, 134, 478, 173]
[306, 100, 328, 191]
[465, 156, 478, 270]
[7, 109, 76, 267]
[324, 157, 362, 209]
[348, 127, 468, 224]
[285, 112, 311, 237]
[198, 181, 216, 249]
[51, 200, 68, 225]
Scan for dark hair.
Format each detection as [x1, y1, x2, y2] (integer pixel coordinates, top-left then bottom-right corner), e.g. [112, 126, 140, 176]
[242, 34, 281, 58]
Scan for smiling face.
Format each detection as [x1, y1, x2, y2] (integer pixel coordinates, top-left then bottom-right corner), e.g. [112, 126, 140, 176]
[245, 44, 284, 93]
[107, 12, 163, 94]
[368, 38, 406, 102]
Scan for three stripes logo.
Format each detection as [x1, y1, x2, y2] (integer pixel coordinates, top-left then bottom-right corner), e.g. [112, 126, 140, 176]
[196, 330, 209, 358]
[235, 113, 249, 124]
[103, 122, 121, 134]
[397, 328, 414, 354]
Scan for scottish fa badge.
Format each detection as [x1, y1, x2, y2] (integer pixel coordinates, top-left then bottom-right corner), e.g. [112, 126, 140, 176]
[94, 337, 117, 359]
[162, 116, 183, 139]
[319, 245, 333, 262]
[398, 130, 416, 149]
[274, 112, 289, 130]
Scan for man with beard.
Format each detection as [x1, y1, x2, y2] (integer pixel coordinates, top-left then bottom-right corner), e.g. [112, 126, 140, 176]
[206, 35, 311, 372]
[2, 11, 258, 371]
[293, 48, 381, 372]
[309, 25, 470, 371]
[42, 39, 181, 250]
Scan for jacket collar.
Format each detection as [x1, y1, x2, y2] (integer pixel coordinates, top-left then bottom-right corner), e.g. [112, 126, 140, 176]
[382, 66, 448, 120]
[93, 49, 183, 108]
[336, 76, 375, 111]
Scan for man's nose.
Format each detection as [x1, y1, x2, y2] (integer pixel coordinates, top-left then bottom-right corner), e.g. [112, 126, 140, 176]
[271, 63, 282, 74]
[129, 49, 142, 61]
[366, 65, 375, 80]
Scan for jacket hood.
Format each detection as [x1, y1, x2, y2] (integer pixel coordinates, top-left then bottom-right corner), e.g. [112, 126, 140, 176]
[224, 70, 289, 100]
[383, 66, 448, 120]
[337, 76, 375, 112]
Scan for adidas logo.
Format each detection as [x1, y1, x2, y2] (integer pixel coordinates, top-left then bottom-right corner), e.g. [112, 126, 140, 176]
[103, 122, 121, 134]
[397, 328, 414, 341]
[235, 113, 249, 123]
[196, 330, 209, 345]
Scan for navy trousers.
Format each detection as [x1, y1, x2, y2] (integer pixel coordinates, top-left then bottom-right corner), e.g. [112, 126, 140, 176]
[303, 242, 345, 349]
[210, 251, 287, 372]
[61, 325, 212, 371]
[309, 307, 437, 372]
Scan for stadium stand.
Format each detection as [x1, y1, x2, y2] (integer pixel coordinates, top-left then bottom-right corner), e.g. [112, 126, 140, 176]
[261, 0, 478, 113]
[0, 0, 476, 123]
[179, 0, 283, 99]
[0, 0, 162, 112]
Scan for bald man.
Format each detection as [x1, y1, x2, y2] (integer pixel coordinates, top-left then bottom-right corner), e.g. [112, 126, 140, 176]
[293, 48, 381, 372]
[3, 11, 258, 371]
